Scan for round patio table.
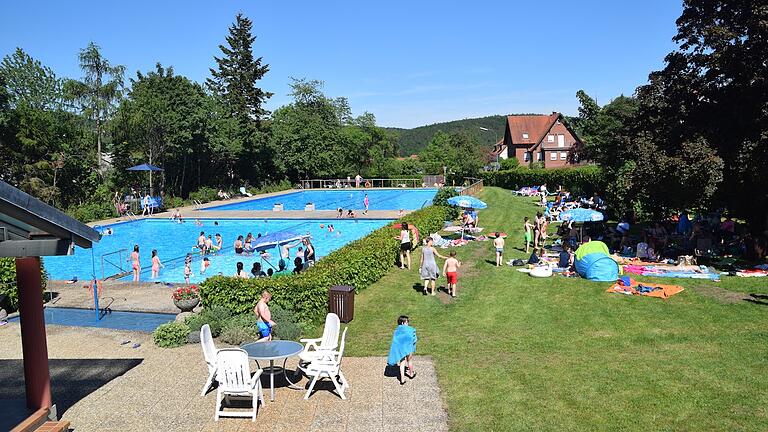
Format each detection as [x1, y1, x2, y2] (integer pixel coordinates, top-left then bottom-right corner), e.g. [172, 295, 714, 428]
[241, 340, 303, 402]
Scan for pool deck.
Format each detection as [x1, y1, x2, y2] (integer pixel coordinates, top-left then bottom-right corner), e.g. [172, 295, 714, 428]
[0, 323, 449, 432]
[93, 188, 412, 227]
[46, 280, 184, 314]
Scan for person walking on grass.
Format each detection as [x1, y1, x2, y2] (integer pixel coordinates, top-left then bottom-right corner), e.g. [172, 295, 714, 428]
[387, 315, 417, 386]
[524, 217, 534, 253]
[443, 251, 461, 297]
[151, 249, 164, 279]
[494, 232, 505, 267]
[397, 222, 412, 270]
[420, 237, 447, 295]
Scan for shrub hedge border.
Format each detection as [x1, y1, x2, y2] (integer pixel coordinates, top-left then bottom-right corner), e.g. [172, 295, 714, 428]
[199, 205, 448, 322]
[480, 166, 605, 196]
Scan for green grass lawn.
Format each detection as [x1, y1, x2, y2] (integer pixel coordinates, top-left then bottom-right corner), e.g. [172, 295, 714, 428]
[340, 187, 768, 431]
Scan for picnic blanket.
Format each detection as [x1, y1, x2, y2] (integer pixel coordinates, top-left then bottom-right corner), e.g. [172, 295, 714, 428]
[622, 264, 720, 280]
[736, 269, 768, 277]
[607, 277, 684, 299]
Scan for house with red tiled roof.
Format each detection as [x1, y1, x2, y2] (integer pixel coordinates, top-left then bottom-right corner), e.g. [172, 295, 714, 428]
[491, 112, 581, 168]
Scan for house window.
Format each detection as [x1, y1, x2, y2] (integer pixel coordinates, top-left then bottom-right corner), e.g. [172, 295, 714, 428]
[523, 152, 530, 162]
[557, 134, 565, 147]
[537, 151, 543, 161]
[560, 152, 567, 160]
[547, 134, 554, 143]
[522, 133, 529, 140]
[550, 152, 557, 161]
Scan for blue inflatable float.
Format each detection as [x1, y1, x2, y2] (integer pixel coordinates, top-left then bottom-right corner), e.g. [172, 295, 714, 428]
[574, 240, 619, 282]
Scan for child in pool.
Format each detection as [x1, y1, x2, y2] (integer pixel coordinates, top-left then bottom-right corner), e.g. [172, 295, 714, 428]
[200, 257, 211, 274]
[151, 249, 164, 279]
[387, 315, 417, 385]
[184, 254, 192, 283]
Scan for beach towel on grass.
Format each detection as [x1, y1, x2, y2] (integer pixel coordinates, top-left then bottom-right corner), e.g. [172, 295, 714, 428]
[387, 324, 417, 366]
[607, 280, 684, 299]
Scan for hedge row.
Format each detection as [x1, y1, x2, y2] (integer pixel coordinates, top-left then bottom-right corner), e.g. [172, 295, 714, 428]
[199, 205, 449, 322]
[480, 166, 606, 196]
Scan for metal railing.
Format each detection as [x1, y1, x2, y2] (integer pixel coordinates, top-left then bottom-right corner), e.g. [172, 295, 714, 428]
[460, 177, 484, 196]
[101, 249, 128, 280]
[300, 178, 424, 190]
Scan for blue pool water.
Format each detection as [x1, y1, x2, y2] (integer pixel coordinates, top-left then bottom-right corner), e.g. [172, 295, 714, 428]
[44, 218, 390, 283]
[203, 189, 437, 211]
[9, 307, 176, 332]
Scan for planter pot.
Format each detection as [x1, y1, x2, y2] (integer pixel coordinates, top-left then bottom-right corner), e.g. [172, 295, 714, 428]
[273, 203, 283, 212]
[173, 298, 199, 312]
[188, 331, 201, 344]
[305, 203, 315, 211]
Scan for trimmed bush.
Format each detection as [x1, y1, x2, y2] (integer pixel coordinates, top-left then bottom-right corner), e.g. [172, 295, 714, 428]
[271, 304, 301, 341]
[432, 187, 460, 220]
[219, 326, 261, 345]
[480, 166, 606, 196]
[184, 304, 232, 337]
[153, 321, 190, 348]
[199, 205, 448, 322]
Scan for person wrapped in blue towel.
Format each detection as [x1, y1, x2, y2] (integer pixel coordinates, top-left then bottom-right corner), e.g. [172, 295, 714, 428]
[387, 315, 417, 385]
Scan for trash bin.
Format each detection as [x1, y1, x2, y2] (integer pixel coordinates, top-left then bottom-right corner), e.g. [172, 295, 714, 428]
[329, 285, 355, 323]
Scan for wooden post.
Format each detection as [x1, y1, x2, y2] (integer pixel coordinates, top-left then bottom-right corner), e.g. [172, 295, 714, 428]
[16, 256, 52, 411]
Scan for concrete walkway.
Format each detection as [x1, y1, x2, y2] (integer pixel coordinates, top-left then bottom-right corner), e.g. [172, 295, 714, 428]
[95, 188, 411, 227]
[0, 323, 448, 432]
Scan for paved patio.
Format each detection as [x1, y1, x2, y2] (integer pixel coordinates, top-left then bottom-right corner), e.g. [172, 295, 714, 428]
[0, 323, 448, 432]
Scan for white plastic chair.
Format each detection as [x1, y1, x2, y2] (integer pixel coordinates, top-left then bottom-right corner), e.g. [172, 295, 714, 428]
[300, 327, 349, 400]
[239, 187, 253, 197]
[298, 313, 340, 365]
[214, 348, 264, 422]
[200, 324, 218, 396]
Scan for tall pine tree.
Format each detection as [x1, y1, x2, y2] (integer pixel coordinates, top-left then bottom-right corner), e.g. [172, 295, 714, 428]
[207, 13, 272, 127]
[207, 13, 273, 184]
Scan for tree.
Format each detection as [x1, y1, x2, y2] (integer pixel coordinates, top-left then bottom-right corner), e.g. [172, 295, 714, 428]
[0, 48, 62, 110]
[63, 42, 125, 171]
[111, 64, 211, 196]
[207, 13, 272, 125]
[420, 131, 483, 181]
[633, 0, 767, 228]
[207, 13, 273, 181]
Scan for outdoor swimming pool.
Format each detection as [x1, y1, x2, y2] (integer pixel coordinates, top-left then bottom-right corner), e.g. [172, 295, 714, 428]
[9, 307, 176, 332]
[203, 188, 437, 211]
[43, 218, 390, 283]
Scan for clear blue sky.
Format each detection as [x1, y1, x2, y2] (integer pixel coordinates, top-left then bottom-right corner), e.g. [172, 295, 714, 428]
[1, 0, 682, 128]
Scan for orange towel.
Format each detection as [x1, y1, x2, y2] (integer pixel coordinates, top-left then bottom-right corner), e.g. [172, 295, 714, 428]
[607, 281, 684, 299]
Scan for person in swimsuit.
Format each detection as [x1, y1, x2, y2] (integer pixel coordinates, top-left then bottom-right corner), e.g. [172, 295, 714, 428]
[204, 235, 214, 254]
[234, 235, 244, 254]
[397, 223, 412, 270]
[254, 291, 276, 341]
[420, 237, 447, 295]
[200, 257, 211, 274]
[243, 233, 254, 254]
[363, 194, 369, 214]
[197, 231, 206, 254]
[235, 261, 250, 278]
[302, 238, 316, 268]
[251, 262, 266, 278]
[214, 233, 223, 252]
[493, 232, 505, 267]
[151, 249, 164, 279]
[524, 217, 534, 253]
[129, 244, 140, 282]
[279, 239, 302, 270]
[533, 212, 543, 248]
[184, 253, 193, 283]
[442, 251, 461, 297]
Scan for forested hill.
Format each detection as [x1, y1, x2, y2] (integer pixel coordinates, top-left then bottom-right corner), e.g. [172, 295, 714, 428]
[385, 115, 506, 156]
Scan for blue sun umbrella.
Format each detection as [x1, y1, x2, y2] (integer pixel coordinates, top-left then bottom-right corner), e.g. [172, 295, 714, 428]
[447, 195, 488, 209]
[252, 231, 309, 250]
[126, 163, 163, 195]
[559, 208, 604, 223]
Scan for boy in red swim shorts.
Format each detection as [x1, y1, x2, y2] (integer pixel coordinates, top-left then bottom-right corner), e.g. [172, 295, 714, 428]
[442, 251, 461, 298]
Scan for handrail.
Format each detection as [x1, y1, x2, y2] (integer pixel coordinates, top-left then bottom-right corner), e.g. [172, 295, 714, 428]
[460, 177, 484, 196]
[299, 178, 426, 190]
[101, 248, 127, 280]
